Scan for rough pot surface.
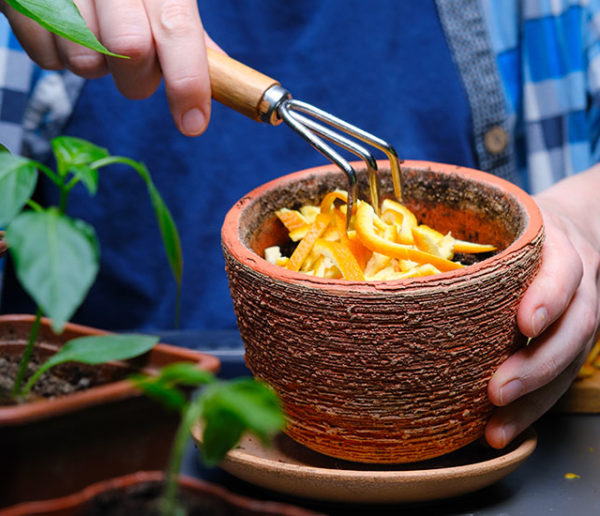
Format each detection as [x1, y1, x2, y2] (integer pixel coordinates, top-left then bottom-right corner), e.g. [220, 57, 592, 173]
[222, 161, 544, 463]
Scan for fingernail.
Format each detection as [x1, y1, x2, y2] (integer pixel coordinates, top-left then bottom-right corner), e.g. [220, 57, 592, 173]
[499, 379, 523, 405]
[181, 108, 206, 135]
[531, 307, 548, 336]
[499, 420, 518, 448]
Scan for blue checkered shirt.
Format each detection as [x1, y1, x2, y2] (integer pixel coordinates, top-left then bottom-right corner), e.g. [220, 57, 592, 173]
[1, 0, 600, 194]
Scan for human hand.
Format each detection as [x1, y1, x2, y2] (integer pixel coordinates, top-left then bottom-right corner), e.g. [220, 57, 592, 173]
[485, 167, 600, 449]
[0, 0, 216, 136]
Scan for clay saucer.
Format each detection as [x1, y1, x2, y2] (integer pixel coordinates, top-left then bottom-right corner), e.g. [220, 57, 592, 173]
[192, 426, 537, 504]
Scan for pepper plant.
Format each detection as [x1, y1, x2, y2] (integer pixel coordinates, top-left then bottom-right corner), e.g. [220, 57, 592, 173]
[0, 136, 182, 399]
[132, 363, 284, 515]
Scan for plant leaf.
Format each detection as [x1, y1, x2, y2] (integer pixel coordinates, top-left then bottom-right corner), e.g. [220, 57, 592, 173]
[143, 171, 183, 286]
[201, 410, 245, 465]
[51, 136, 108, 193]
[0, 152, 38, 226]
[156, 362, 215, 386]
[5, 0, 125, 57]
[91, 157, 183, 291]
[24, 334, 158, 395]
[200, 379, 284, 464]
[132, 376, 188, 411]
[5, 209, 100, 332]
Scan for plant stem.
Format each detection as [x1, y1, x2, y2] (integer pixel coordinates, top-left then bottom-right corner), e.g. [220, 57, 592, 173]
[12, 306, 43, 398]
[25, 199, 44, 212]
[32, 160, 61, 186]
[160, 400, 202, 516]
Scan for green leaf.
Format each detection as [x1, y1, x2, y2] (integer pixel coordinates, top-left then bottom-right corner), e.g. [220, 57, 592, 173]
[144, 175, 183, 286]
[132, 377, 188, 411]
[24, 334, 158, 395]
[51, 136, 108, 194]
[130, 363, 214, 412]
[5, 209, 100, 332]
[0, 152, 38, 226]
[5, 0, 125, 57]
[157, 362, 215, 386]
[90, 157, 183, 290]
[202, 410, 245, 465]
[199, 379, 284, 464]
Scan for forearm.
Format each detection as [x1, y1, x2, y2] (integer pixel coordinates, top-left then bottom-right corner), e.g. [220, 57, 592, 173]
[534, 163, 600, 250]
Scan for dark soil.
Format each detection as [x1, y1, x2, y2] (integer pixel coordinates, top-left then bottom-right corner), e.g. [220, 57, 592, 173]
[0, 352, 130, 406]
[87, 480, 276, 516]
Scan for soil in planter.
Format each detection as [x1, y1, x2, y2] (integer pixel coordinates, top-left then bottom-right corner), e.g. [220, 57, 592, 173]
[0, 352, 130, 405]
[87, 481, 260, 516]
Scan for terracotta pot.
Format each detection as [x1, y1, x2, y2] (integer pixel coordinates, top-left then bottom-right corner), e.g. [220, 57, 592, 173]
[1, 470, 321, 515]
[0, 315, 220, 507]
[221, 160, 544, 464]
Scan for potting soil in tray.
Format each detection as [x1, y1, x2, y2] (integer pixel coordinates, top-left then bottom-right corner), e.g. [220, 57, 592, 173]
[0, 352, 130, 405]
[82, 480, 279, 516]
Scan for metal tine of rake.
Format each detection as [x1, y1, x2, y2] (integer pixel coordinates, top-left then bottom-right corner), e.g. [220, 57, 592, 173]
[205, 49, 403, 222]
[280, 108, 382, 228]
[284, 99, 403, 204]
[278, 106, 358, 230]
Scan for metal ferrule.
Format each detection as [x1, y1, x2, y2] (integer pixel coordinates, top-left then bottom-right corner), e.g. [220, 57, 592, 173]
[260, 85, 292, 125]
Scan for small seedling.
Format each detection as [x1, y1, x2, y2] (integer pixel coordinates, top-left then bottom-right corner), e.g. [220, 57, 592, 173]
[132, 363, 285, 515]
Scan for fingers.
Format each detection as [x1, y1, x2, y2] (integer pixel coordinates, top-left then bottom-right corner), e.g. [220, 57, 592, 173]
[516, 211, 583, 338]
[489, 233, 598, 407]
[486, 204, 600, 449]
[94, 0, 161, 99]
[55, 0, 108, 78]
[485, 347, 588, 449]
[4, 0, 212, 135]
[144, 0, 211, 135]
[1, 3, 62, 69]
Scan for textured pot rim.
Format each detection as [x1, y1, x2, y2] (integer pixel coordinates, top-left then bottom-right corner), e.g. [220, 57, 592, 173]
[1, 471, 320, 516]
[0, 314, 221, 426]
[222, 160, 543, 291]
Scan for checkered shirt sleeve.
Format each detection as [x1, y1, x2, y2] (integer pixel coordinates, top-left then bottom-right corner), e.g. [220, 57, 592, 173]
[0, 16, 34, 153]
[483, 0, 600, 193]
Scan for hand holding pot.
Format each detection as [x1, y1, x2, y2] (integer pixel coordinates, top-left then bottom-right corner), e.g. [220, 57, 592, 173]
[0, 0, 215, 136]
[487, 164, 600, 448]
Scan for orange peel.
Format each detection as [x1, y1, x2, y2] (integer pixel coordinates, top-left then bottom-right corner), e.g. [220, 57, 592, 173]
[313, 238, 365, 281]
[269, 190, 498, 281]
[286, 213, 330, 272]
[355, 203, 463, 272]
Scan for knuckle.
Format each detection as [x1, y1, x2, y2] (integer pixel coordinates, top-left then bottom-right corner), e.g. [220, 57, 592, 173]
[64, 53, 106, 78]
[165, 73, 205, 96]
[37, 56, 63, 71]
[106, 33, 153, 61]
[532, 354, 562, 387]
[159, 0, 197, 36]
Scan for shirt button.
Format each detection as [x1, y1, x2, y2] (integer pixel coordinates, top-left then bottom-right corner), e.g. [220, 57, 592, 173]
[484, 126, 508, 154]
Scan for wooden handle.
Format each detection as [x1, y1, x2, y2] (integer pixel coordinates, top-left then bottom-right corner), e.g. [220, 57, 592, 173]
[207, 48, 281, 122]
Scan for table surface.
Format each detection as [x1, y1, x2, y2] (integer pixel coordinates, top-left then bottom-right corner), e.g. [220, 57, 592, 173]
[160, 330, 600, 516]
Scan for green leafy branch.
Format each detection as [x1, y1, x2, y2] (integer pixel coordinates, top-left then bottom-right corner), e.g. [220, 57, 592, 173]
[0, 137, 183, 398]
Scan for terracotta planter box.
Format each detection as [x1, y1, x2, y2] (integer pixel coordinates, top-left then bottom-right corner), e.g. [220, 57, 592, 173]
[0, 315, 220, 507]
[2, 471, 320, 516]
[222, 160, 544, 464]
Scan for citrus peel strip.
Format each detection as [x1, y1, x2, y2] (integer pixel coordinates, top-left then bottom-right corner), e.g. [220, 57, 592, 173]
[355, 203, 463, 272]
[268, 191, 499, 281]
